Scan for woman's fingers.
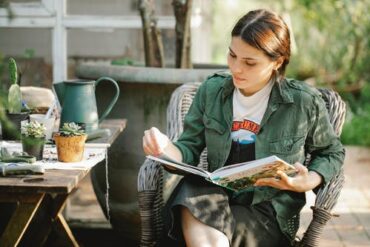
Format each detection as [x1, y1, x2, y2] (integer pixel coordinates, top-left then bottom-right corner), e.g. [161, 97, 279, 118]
[143, 130, 160, 156]
[255, 169, 294, 190]
[149, 128, 163, 154]
[294, 162, 308, 175]
[143, 136, 155, 155]
[142, 127, 170, 156]
[143, 130, 157, 155]
[255, 162, 312, 192]
[276, 170, 291, 185]
[255, 177, 289, 190]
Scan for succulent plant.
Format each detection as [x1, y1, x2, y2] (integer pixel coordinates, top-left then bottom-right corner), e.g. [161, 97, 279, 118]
[7, 57, 22, 114]
[59, 122, 85, 137]
[21, 120, 46, 139]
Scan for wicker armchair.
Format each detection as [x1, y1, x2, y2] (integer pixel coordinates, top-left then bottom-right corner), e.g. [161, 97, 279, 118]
[137, 82, 346, 247]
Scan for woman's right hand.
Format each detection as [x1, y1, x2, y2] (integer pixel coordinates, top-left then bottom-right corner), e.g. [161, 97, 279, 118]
[143, 127, 171, 157]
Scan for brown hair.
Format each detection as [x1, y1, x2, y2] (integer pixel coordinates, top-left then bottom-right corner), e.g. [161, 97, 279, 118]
[231, 9, 291, 80]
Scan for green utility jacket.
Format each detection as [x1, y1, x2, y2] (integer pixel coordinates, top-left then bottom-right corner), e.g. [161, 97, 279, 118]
[173, 72, 345, 239]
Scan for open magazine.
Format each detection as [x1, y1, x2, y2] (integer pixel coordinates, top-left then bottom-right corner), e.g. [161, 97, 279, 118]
[147, 154, 297, 192]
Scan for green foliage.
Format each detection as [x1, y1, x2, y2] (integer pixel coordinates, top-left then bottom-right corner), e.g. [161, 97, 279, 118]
[341, 84, 370, 146]
[287, 0, 370, 146]
[0, 52, 5, 107]
[111, 57, 135, 66]
[0, 52, 6, 127]
[7, 57, 22, 113]
[288, 0, 370, 88]
[0, 52, 4, 83]
[59, 122, 85, 137]
[21, 121, 46, 139]
[341, 106, 370, 146]
[24, 48, 35, 59]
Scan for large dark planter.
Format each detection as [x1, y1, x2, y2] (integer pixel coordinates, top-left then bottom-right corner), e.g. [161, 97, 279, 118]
[21, 136, 45, 160]
[1, 111, 30, 140]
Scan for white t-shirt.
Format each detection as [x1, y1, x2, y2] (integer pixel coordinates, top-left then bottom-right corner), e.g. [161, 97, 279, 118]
[231, 81, 274, 144]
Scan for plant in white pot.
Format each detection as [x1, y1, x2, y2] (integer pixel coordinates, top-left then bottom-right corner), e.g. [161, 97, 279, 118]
[21, 120, 46, 160]
[53, 122, 87, 162]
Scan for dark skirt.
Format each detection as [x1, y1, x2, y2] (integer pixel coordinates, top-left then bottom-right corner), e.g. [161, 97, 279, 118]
[162, 175, 291, 247]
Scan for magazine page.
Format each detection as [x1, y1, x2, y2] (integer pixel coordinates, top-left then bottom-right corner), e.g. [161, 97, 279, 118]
[210, 156, 297, 192]
[146, 155, 210, 178]
[210, 156, 294, 178]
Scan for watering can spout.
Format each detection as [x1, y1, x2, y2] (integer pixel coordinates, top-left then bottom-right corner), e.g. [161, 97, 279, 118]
[53, 81, 66, 106]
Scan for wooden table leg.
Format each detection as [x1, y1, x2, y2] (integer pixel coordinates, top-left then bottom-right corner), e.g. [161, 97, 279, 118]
[50, 194, 79, 246]
[0, 193, 44, 247]
[19, 193, 80, 247]
[52, 214, 79, 247]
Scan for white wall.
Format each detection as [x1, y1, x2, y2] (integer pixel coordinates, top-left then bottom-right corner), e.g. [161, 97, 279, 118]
[0, 0, 213, 80]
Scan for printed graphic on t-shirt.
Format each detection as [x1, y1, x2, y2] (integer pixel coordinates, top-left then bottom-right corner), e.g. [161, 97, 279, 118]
[231, 119, 260, 144]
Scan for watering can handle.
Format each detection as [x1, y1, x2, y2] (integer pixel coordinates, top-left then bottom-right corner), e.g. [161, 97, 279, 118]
[95, 77, 120, 123]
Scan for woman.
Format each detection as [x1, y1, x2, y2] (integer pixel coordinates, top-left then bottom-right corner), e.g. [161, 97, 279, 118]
[143, 9, 344, 247]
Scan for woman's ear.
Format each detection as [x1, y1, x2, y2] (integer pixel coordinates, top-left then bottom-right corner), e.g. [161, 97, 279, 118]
[275, 57, 284, 70]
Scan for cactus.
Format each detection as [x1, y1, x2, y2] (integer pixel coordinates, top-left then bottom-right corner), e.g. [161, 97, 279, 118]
[8, 57, 22, 114]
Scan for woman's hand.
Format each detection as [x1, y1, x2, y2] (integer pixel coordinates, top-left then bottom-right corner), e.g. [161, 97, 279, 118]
[143, 127, 171, 157]
[254, 162, 323, 192]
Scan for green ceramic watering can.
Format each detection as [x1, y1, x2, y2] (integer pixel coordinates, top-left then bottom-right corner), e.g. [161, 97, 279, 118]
[53, 77, 120, 133]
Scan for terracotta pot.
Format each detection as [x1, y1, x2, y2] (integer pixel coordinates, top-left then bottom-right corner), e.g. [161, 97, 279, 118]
[54, 134, 87, 162]
[21, 136, 45, 160]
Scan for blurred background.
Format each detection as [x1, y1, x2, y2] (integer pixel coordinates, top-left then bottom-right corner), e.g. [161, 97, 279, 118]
[1, 0, 368, 146]
[0, 0, 369, 246]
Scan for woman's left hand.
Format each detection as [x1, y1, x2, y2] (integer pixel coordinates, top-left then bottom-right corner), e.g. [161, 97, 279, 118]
[254, 162, 323, 192]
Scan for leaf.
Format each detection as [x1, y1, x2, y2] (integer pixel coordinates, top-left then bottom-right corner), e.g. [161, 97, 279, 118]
[8, 57, 18, 85]
[8, 84, 22, 113]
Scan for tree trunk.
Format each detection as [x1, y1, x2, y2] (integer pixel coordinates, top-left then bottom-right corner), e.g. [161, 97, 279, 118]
[173, 0, 193, 68]
[138, 0, 165, 67]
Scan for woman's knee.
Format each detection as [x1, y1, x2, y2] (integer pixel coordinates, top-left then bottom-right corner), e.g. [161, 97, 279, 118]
[180, 206, 229, 247]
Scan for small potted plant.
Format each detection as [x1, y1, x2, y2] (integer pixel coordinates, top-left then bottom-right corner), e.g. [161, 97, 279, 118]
[53, 122, 87, 162]
[1, 57, 30, 140]
[21, 120, 46, 160]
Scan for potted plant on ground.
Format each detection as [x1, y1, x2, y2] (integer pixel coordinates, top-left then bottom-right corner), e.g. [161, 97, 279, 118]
[21, 120, 46, 160]
[53, 122, 87, 162]
[1, 57, 30, 140]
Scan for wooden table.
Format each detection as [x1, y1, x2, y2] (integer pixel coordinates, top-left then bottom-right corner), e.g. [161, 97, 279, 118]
[0, 119, 126, 247]
[89, 119, 127, 146]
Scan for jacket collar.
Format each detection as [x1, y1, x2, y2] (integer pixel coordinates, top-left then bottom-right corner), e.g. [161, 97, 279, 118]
[270, 78, 294, 104]
[222, 75, 294, 104]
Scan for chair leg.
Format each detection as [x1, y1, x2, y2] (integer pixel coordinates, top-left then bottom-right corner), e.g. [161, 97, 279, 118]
[138, 190, 162, 247]
[294, 206, 334, 247]
[137, 160, 165, 247]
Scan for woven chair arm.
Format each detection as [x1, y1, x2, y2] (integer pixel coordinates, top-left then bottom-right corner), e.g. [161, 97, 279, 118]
[295, 168, 345, 247]
[138, 159, 164, 192]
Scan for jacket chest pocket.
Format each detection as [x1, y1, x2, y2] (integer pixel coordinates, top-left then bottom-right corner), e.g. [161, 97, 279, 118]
[269, 136, 305, 163]
[203, 114, 226, 135]
[203, 115, 226, 162]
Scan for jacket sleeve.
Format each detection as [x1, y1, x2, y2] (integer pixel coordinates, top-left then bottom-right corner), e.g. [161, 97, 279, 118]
[305, 94, 345, 186]
[173, 82, 207, 166]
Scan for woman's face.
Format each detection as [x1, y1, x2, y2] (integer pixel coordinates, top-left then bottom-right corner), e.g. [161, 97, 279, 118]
[227, 36, 281, 96]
